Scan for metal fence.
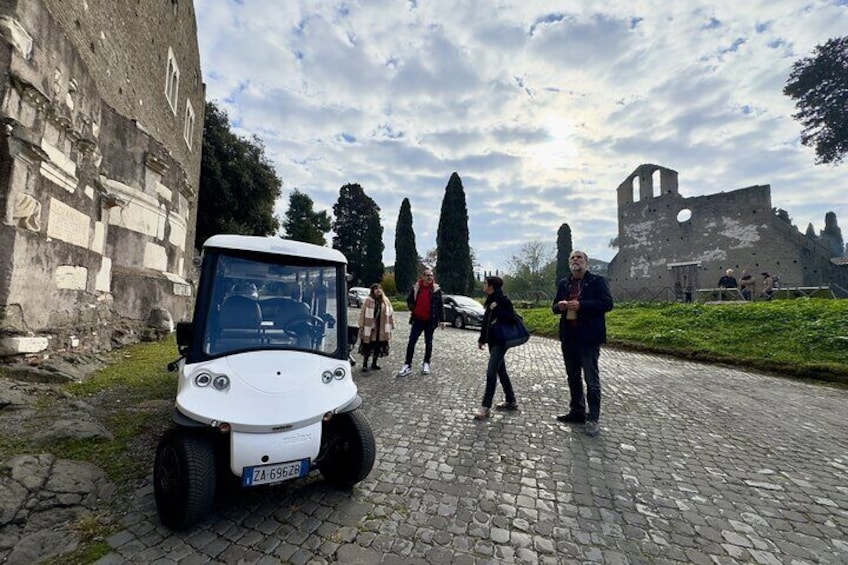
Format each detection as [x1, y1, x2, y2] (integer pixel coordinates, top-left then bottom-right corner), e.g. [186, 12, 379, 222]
[613, 283, 845, 304]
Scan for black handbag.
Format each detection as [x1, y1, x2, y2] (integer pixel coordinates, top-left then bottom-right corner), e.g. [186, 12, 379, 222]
[493, 313, 530, 349]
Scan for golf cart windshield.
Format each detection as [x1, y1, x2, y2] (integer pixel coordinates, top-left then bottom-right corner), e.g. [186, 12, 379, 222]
[201, 253, 342, 357]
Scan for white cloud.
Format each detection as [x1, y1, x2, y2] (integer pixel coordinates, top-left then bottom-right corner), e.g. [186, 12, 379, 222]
[195, 0, 848, 275]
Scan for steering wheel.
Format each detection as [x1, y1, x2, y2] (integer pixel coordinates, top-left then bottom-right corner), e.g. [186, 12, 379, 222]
[282, 315, 325, 338]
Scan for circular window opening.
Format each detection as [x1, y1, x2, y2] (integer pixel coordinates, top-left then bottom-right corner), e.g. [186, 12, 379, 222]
[676, 208, 692, 223]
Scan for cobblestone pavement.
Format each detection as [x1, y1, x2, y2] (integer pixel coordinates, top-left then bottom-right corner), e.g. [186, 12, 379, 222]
[96, 313, 848, 564]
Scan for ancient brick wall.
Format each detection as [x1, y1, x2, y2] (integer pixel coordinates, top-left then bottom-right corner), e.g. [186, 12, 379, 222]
[0, 0, 202, 359]
[609, 164, 845, 300]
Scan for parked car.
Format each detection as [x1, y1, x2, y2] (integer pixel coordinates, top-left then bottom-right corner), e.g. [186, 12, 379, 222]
[347, 287, 370, 307]
[443, 294, 485, 329]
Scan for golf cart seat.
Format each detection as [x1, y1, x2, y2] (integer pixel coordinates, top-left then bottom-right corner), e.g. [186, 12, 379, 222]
[273, 298, 311, 327]
[213, 296, 262, 353]
[220, 295, 262, 329]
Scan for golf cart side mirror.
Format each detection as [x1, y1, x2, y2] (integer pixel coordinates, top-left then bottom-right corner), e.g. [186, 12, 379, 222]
[176, 321, 193, 351]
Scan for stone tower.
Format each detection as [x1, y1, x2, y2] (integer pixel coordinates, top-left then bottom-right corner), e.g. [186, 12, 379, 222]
[607, 164, 844, 300]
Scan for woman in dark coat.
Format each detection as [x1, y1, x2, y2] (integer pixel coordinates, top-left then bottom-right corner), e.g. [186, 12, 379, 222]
[473, 276, 519, 420]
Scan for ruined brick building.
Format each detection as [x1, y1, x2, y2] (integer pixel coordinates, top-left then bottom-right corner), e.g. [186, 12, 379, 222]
[0, 0, 204, 357]
[608, 164, 847, 300]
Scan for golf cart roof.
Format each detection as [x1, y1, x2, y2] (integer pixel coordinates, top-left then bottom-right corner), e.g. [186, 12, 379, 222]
[203, 235, 347, 265]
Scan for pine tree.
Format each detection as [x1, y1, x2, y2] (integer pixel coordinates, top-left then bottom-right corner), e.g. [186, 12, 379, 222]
[555, 223, 573, 284]
[784, 36, 848, 165]
[394, 198, 419, 294]
[435, 173, 474, 294]
[332, 184, 383, 286]
[282, 189, 331, 245]
[196, 101, 281, 248]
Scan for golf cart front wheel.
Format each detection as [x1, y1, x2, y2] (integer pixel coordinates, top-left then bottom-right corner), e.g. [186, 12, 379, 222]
[154, 429, 217, 529]
[317, 411, 376, 488]
[452, 315, 465, 329]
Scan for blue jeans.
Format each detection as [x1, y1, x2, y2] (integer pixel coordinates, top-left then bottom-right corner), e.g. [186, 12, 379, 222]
[405, 318, 435, 365]
[561, 342, 602, 422]
[482, 342, 515, 408]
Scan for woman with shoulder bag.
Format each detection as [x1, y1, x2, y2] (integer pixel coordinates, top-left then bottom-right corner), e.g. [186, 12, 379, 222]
[473, 276, 519, 420]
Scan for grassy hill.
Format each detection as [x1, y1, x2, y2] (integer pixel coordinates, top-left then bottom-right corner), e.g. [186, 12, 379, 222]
[521, 298, 848, 383]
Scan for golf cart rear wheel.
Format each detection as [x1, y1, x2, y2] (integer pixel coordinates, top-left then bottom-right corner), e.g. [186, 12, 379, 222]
[318, 411, 376, 488]
[452, 315, 465, 329]
[154, 429, 217, 529]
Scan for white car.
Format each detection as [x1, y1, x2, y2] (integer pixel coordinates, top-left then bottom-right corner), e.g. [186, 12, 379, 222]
[154, 235, 376, 529]
[347, 286, 370, 307]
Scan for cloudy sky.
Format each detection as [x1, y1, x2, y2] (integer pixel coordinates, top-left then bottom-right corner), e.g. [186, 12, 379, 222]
[194, 0, 847, 274]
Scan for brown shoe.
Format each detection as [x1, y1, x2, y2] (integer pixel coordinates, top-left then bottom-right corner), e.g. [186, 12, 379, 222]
[473, 407, 491, 420]
[494, 401, 519, 411]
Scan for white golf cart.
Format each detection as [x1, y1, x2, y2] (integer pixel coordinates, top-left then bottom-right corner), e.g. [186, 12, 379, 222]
[154, 235, 375, 529]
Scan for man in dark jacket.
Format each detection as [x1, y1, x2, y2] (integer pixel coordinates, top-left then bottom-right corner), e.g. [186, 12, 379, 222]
[552, 250, 614, 436]
[397, 268, 444, 377]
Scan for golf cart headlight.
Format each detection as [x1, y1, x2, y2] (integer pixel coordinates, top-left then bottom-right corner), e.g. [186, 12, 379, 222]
[322, 370, 334, 384]
[194, 372, 212, 387]
[333, 367, 346, 380]
[212, 375, 230, 390]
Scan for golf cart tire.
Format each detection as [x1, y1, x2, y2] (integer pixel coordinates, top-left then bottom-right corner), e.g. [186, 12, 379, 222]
[318, 411, 376, 488]
[154, 429, 217, 530]
[452, 315, 465, 329]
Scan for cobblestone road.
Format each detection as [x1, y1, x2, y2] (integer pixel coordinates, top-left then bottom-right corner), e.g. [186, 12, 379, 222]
[96, 312, 848, 564]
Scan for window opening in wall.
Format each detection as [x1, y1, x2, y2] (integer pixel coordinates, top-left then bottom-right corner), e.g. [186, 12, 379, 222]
[184, 100, 195, 149]
[676, 208, 692, 223]
[165, 47, 180, 114]
[631, 179, 638, 204]
[651, 169, 661, 198]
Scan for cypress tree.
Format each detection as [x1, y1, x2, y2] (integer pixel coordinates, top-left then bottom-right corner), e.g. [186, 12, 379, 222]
[820, 211, 845, 257]
[394, 198, 419, 294]
[805, 223, 817, 238]
[555, 223, 573, 284]
[435, 172, 473, 294]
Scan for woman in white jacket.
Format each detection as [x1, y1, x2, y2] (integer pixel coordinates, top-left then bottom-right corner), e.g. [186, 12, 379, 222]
[358, 283, 395, 372]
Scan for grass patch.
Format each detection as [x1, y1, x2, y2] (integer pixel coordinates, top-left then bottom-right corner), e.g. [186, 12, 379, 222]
[59, 337, 178, 483]
[518, 298, 848, 382]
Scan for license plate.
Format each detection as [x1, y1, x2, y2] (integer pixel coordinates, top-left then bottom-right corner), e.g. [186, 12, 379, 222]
[242, 458, 310, 487]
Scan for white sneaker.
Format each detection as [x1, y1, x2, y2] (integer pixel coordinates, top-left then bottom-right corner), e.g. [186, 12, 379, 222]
[397, 364, 412, 377]
[422, 362, 431, 375]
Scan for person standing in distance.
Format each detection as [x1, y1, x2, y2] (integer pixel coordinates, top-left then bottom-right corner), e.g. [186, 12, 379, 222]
[553, 250, 614, 436]
[397, 268, 445, 377]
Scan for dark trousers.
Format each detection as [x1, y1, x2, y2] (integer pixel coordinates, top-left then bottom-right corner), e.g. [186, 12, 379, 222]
[405, 318, 435, 365]
[561, 341, 602, 422]
[482, 342, 515, 408]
